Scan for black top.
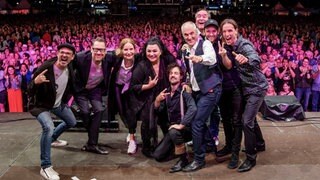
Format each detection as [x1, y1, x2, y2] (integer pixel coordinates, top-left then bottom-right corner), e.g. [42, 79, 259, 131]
[156, 85, 197, 126]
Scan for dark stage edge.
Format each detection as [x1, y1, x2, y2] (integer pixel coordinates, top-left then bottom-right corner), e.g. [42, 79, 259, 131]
[1, 112, 320, 180]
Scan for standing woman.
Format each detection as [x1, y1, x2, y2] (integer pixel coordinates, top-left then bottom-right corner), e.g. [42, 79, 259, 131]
[108, 38, 140, 154]
[128, 36, 175, 157]
[220, 19, 268, 172]
[5, 65, 23, 112]
[0, 61, 6, 112]
[19, 63, 32, 111]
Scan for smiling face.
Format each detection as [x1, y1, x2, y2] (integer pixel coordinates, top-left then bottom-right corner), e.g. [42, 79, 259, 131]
[221, 22, 238, 46]
[169, 66, 183, 85]
[146, 44, 161, 63]
[195, 10, 209, 31]
[55, 47, 74, 69]
[283, 83, 291, 92]
[91, 41, 106, 64]
[122, 42, 135, 61]
[182, 22, 198, 47]
[205, 26, 219, 43]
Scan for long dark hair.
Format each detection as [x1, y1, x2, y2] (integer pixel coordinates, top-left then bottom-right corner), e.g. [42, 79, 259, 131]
[141, 36, 174, 64]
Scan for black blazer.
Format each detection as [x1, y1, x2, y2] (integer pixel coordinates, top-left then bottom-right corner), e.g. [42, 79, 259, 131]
[73, 50, 115, 95]
[108, 53, 140, 116]
[28, 58, 74, 116]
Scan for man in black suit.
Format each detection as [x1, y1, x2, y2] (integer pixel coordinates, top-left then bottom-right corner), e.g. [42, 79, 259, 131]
[73, 37, 114, 155]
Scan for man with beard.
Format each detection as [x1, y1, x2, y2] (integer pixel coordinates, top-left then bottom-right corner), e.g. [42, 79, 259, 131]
[152, 63, 197, 173]
[28, 43, 77, 180]
[73, 37, 114, 155]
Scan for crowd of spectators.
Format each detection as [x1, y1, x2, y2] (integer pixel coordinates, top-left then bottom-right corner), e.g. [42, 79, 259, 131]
[0, 13, 320, 112]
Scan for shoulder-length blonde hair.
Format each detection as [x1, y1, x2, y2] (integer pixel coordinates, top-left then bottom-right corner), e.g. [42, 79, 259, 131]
[115, 38, 136, 57]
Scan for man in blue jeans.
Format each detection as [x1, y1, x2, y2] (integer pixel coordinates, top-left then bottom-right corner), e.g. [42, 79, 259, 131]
[180, 21, 222, 172]
[28, 43, 77, 180]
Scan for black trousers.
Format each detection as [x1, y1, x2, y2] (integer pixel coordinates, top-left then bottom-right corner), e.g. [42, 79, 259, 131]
[75, 88, 105, 146]
[153, 127, 192, 162]
[242, 92, 266, 161]
[114, 84, 129, 128]
[219, 87, 243, 154]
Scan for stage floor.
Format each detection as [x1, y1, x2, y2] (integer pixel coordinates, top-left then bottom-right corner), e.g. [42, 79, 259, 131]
[1, 112, 320, 180]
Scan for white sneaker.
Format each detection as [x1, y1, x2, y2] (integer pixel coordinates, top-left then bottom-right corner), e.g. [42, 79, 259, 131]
[127, 140, 137, 155]
[126, 134, 130, 143]
[40, 166, 60, 180]
[51, 140, 68, 147]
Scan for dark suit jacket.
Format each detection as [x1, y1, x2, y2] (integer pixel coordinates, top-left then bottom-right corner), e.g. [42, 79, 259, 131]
[28, 58, 74, 116]
[108, 53, 140, 118]
[73, 50, 115, 95]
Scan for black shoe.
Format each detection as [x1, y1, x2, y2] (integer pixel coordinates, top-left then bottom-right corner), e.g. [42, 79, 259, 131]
[216, 146, 231, 157]
[256, 145, 266, 152]
[182, 160, 205, 172]
[141, 149, 153, 158]
[169, 159, 189, 173]
[242, 145, 266, 153]
[81, 145, 109, 155]
[237, 159, 256, 172]
[227, 153, 239, 169]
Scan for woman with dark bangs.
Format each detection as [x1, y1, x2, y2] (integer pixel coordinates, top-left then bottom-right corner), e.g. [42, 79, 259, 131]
[128, 36, 175, 157]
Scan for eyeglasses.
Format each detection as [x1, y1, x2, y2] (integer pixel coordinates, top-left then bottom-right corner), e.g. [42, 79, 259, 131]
[59, 51, 73, 56]
[92, 48, 106, 53]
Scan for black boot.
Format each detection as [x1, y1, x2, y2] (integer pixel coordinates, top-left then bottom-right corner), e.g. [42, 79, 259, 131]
[227, 153, 239, 169]
[216, 146, 232, 157]
[169, 154, 188, 173]
[238, 159, 256, 172]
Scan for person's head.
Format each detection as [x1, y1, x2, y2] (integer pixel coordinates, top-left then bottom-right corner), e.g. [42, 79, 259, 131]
[267, 85, 275, 94]
[7, 65, 16, 75]
[56, 43, 75, 69]
[181, 21, 199, 47]
[195, 9, 210, 33]
[116, 38, 136, 61]
[265, 68, 272, 77]
[22, 44, 28, 51]
[302, 57, 309, 67]
[20, 63, 29, 72]
[91, 37, 107, 63]
[204, 19, 219, 43]
[220, 18, 239, 46]
[282, 58, 289, 67]
[282, 82, 291, 92]
[142, 36, 164, 64]
[23, 53, 30, 60]
[167, 63, 184, 85]
[35, 59, 43, 67]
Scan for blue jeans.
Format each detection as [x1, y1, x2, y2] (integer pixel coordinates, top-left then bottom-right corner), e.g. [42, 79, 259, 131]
[209, 106, 221, 138]
[312, 90, 320, 111]
[295, 87, 311, 111]
[36, 105, 77, 168]
[192, 87, 221, 163]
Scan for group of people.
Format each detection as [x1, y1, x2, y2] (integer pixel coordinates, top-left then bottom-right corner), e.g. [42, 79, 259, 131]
[25, 9, 271, 180]
[1, 12, 320, 113]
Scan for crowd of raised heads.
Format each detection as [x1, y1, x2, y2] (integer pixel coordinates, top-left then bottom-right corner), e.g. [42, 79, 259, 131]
[0, 14, 320, 112]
